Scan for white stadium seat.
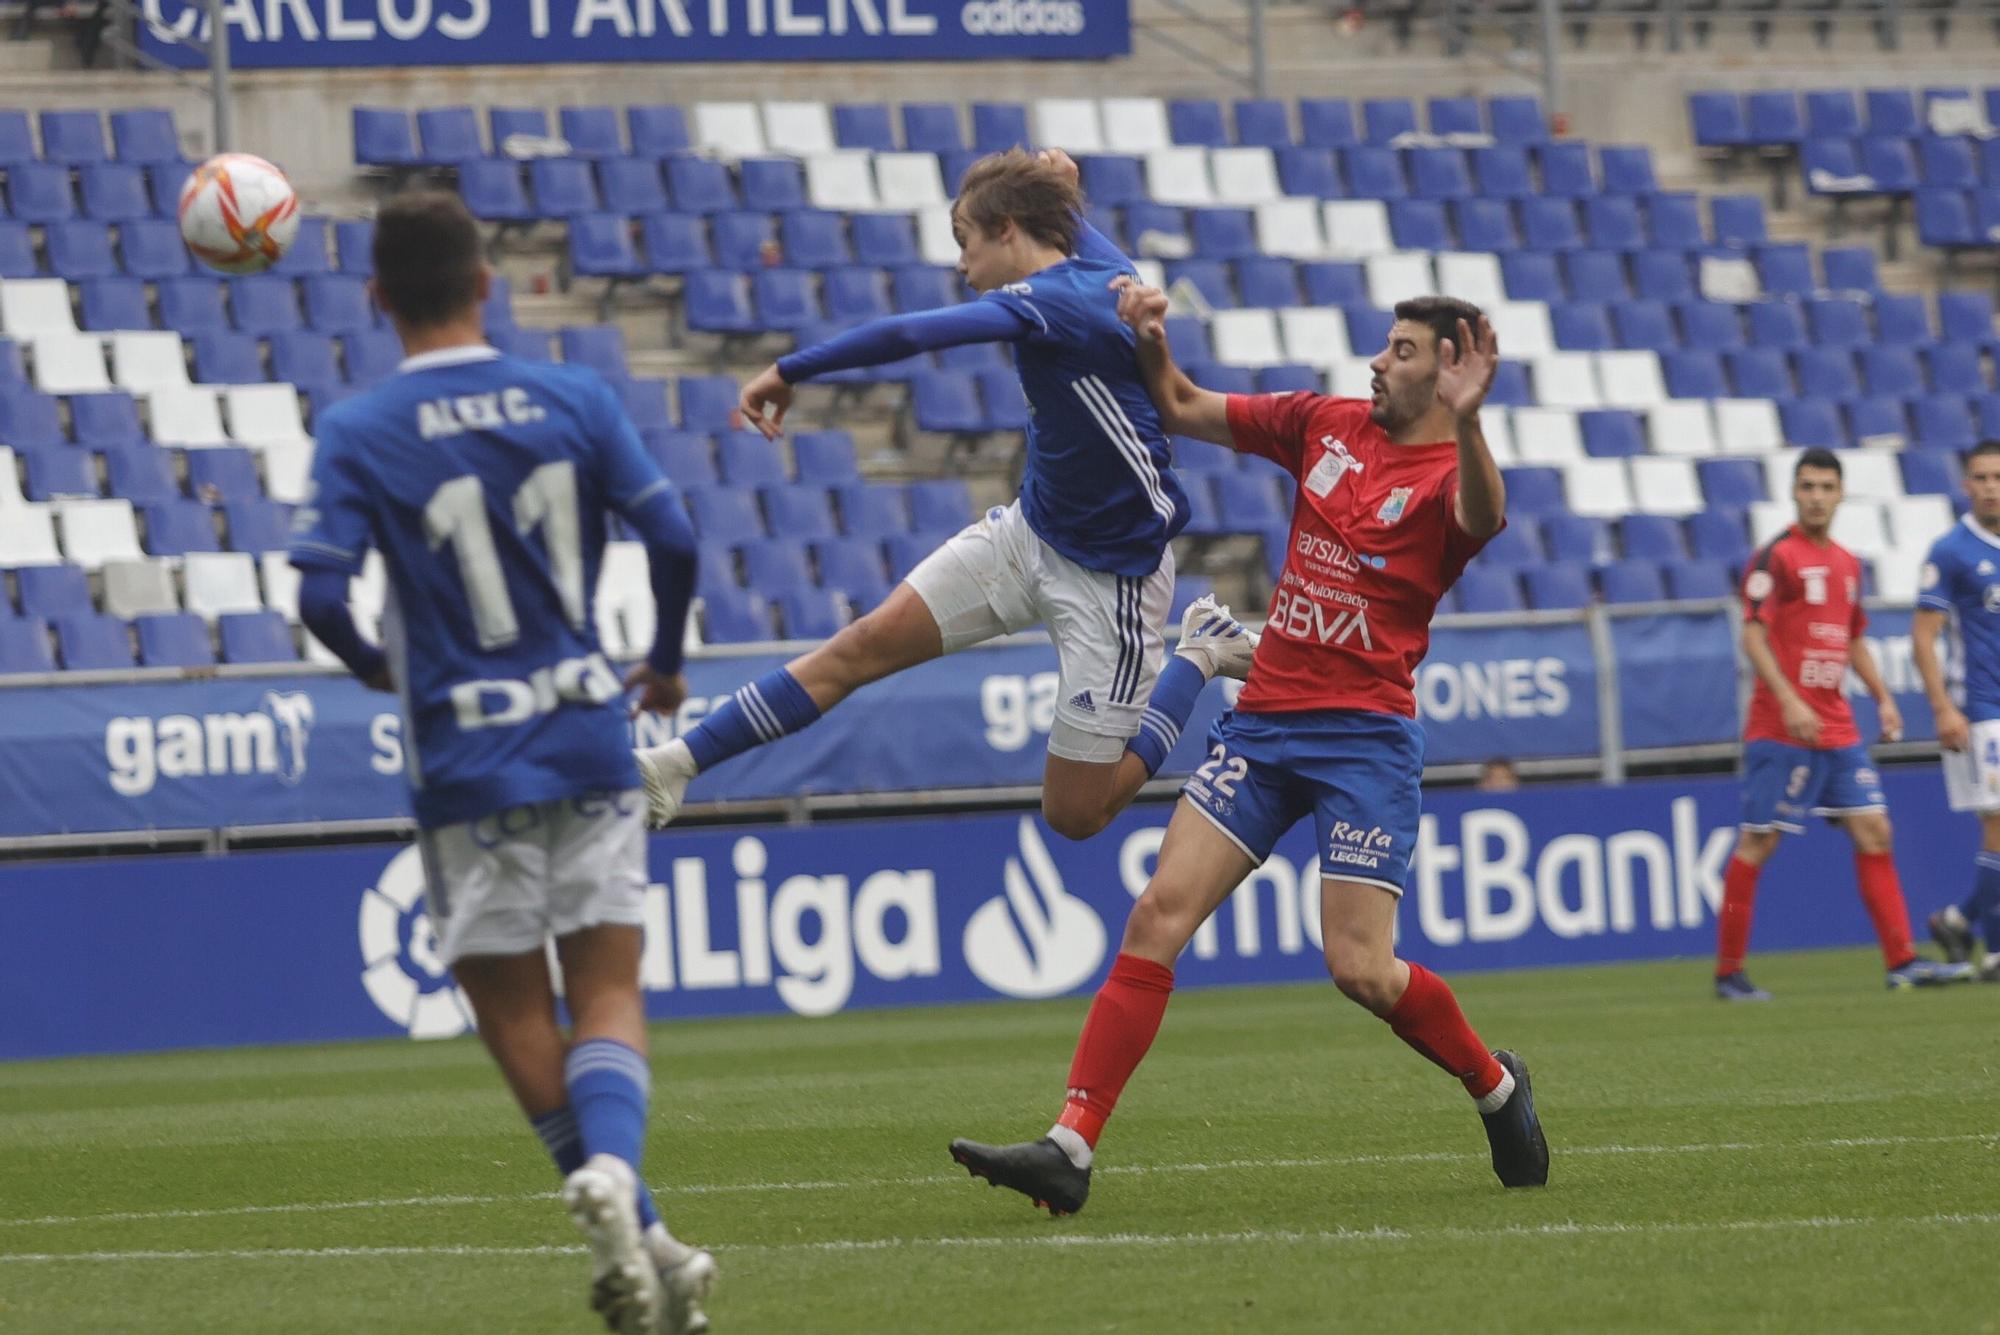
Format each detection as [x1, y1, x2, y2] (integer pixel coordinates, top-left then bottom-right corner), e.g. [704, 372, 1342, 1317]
[1874, 548, 1926, 602]
[1530, 352, 1602, 409]
[1832, 502, 1891, 560]
[0, 501, 60, 564]
[1321, 201, 1394, 258]
[1034, 98, 1105, 154]
[1839, 450, 1904, 501]
[183, 551, 264, 620]
[595, 540, 656, 660]
[1210, 309, 1284, 367]
[1133, 258, 1167, 291]
[1328, 359, 1375, 399]
[0, 446, 24, 508]
[1628, 456, 1704, 516]
[692, 102, 765, 159]
[1489, 302, 1555, 358]
[259, 552, 300, 621]
[110, 331, 189, 393]
[1510, 406, 1585, 464]
[761, 101, 835, 157]
[100, 557, 178, 619]
[260, 438, 312, 504]
[804, 152, 878, 211]
[1254, 199, 1326, 260]
[352, 551, 387, 626]
[1886, 495, 1954, 549]
[1594, 351, 1666, 409]
[1364, 253, 1434, 310]
[1209, 148, 1281, 204]
[916, 206, 959, 267]
[1146, 149, 1215, 206]
[1563, 459, 1636, 519]
[1278, 307, 1349, 365]
[1478, 406, 1518, 466]
[56, 498, 143, 571]
[1750, 500, 1792, 547]
[224, 384, 310, 444]
[1645, 400, 1718, 456]
[0, 279, 78, 338]
[874, 152, 947, 209]
[1432, 253, 1505, 309]
[148, 387, 229, 447]
[1715, 398, 1783, 453]
[1101, 97, 1171, 153]
[32, 336, 111, 394]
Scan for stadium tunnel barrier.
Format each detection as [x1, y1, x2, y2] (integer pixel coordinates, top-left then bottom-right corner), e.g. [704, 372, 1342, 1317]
[0, 767, 1965, 1060]
[0, 600, 1949, 844]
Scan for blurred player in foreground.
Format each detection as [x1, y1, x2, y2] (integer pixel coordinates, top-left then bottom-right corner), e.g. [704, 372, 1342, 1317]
[1713, 449, 1971, 1001]
[634, 148, 1254, 842]
[949, 285, 1550, 1215]
[1915, 440, 2000, 977]
[289, 190, 715, 1334]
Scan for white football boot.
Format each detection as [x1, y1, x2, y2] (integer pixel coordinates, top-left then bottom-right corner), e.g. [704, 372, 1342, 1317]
[564, 1154, 663, 1335]
[656, 1243, 718, 1335]
[634, 740, 697, 830]
[1174, 594, 1258, 681]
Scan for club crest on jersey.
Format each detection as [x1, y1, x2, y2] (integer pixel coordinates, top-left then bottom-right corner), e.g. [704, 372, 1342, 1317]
[1377, 487, 1414, 524]
[1305, 437, 1362, 497]
[1980, 560, 1995, 576]
[1985, 585, 2000, 615]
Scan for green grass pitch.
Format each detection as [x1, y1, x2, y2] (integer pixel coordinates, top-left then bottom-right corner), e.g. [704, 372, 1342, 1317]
[3, 947, 1997, 1334]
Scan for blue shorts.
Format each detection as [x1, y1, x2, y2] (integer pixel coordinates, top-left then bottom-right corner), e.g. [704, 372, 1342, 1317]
[1180, 709, 1425, 896]
[1740, 740, 1886, 834]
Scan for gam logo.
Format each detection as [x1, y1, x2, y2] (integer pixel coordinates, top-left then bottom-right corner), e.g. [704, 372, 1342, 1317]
[105, 690, 316, 796]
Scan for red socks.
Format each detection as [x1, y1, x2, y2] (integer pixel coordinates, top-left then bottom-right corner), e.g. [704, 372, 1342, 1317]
[1384, 963, 1505, 1101]
[1854, 850, 1917, 970]
[1056, 953, 1175, 1147]
[1715, 854, 1761, 977]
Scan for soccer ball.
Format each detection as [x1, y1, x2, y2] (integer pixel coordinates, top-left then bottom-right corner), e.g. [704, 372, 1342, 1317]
[177, 153, 301, 274]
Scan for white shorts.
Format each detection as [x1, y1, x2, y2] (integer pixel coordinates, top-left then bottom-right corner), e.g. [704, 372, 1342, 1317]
[418, 789, 647, 965]
[1943, 719, 2000, 812]
[906, 501, 1174, 764]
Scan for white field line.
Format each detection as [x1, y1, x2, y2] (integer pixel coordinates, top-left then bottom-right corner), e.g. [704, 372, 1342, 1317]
[7, 1212, 2000, 1265]
[0, 1130, 1992, 1233]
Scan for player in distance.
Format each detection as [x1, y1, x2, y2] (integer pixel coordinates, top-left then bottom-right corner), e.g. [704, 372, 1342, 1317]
[1712, 448, 1972, 1001]
[1914, 440, 2000, 977]
[289, 190, 715, 1335]
[634, 148, 1254, 843]
[948, 284, 1550, 1216]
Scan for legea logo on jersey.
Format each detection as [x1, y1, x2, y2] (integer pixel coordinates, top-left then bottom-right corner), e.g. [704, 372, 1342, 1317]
[963, 817, 1107, 998]
[358, 845, 475, 1039]
[105, 689, 316, 796]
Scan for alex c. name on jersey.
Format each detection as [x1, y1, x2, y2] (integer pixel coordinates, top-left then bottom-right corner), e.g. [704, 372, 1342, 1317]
[417, 388, 548, 440]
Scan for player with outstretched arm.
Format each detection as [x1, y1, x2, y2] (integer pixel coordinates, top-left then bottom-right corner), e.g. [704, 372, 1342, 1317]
[634, 149, 1254, 844]
[947, 283, 1550, 1215]
[289, 191, 715, 1335]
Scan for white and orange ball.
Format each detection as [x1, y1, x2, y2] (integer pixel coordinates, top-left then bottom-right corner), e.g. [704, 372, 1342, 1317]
[177, 153, 301, 274]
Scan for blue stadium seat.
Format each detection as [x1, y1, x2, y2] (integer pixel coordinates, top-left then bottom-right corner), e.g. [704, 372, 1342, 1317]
[353, 107, 418, 167]
[891, 265, 961, 313]
[1661, 303, 1733, 353]
[1501, 466, 1564, 515]
[1488, 96, 1549, 144]
[971, 102, 1029, 152]
[1745, 301, 1809, 349]
[1191, 208, 1259, 259]
[640, 212, 711, 273]
[820, 267, 890, 324]
[1188, 363, 1257, 395]
[0, 110, 31, 169]
[1803, 91, 1862, 139]
[1864, 88, 1920, 138]
[1234, 99, 1291, 147]
[1297, 261, 1368, 308]
[1164, 259, 1233, 309]
[1486, 361, 1532, 407]
[612, 378, 669, 432]
[1871, 293, 1930, 346]
[1519, 198, 1582, 250]
[1600, 560, 1667, 604]
[813, 536, 891, 609]
[1979, 393, 2000, 439]
[143, 499, 220, 555]
[781, 431, 854, 485]
[330, 220, 372, 278]
[1608, 301, 1676, 352]
[1794, 348, 1861, 399]
[223, 499, 291, 553]
[1859, 136, 1920, 194]
[1927, 344, 1988, 396]
[1212, 472, 1289, 529]
[1745, 91, 1804, 146]
[712, 431, 785, 488]
[763, 484, 839, 540]
[1805, 297, 1871, 347]
[338, 330, 401, 386]
[627, 105, 691, 158]
[1162, 315, 1214, 365]
[134, 611, 213, 667]
[182, 447, 258, 502]
[1687, 510, 1752, 571]
[1709, 195, 1768, 250]
[215, 609, 293, 664]
[907, 479, 972, 532]
[550, 325, 622, 380]
[1477, 518, 1543, 568]
[1902, 450, 1957, 496]
[16, 564, 90, 621]
[1543, 514, 1612, 564]
[741, 158, 807, 213]
[1913, 394, 1976, 448]
[1646, 193, 1704, 250]
[700, 585, 774, 644]
[1408, 148, 1472, 199]
[8, 162, 74, 224]
[1813, 248, 1877, 299]
[1690, 92, 1748, 149]
[683, 271, 757, 334]
[665, 157, 737, 215]
[40, 110, 105, 164]
[740, 537, 814, 594]
[1343, 146, 1406, 199]
[1665, 558, 1735, 601]
[111, 218, 186, 282]
[22, 447, 97, 501]
[643, 430, 716, 485]
[1165, 99, 1226, 148]
[77, 164, 153, 225]
[0, 221, 35, 278]
[1552, 303, 1613, 351]
[1253, 366, 1316, 396]
[1427, 96, 1482, 139]
[102, 446, 177, 504]
[597, 159, 668, 216]
[845, 213, 916, 268]
[1598, 145, 1657, 194]
[559, 106, 624, 158]
[896, 102, 961, 154]
[1537, 142, 1596, 197]
[1859, 345, 1924, 398]
[1939, 291, 1998, 348]
[1630, 250, 1694, 302]
[221, 277, 300, 337]
[684, 485, 766, 543]
[779, 210, 851, 269]
[1526, 563, 1594, 610]
[1362, 97, 1418, 145]
[677, 376, 740, 433]
[1697, 458, 1766, 509]
[529, 159, 601, 218]
[910, 369, 988, 433]
[45, 221, 116, 280]
[1500, 253, 1563, 303]
[1725, 348, 1793, 398]
[1346, 308, 1397, 358]
[1800, 137, 1865, 196]
[77, 277, 149, 332]
[828, 103, 893, 152]
[710, 212, 775, 270]
[0, 386, 65, 449]
[837, 483, 911, 537]
[107, 107, 180, 167]
[1778, 398, 1844, 448]
[1470, 146, 1536, 201]
[1079, 154, 1146, 207]
[266, 216, 332, 278]
[1583, 196, 1645, 250]
[976, 368, 1028, 431]
[70, 393, 144, 449]
[778, 589, 847, 638]
[1845, 396, 1909, 444]
[1918, 134, 1979, 189]
[1581, 410, 1646, 456]
[1620, 513, 1688, 560]
[56, 614, 133, 669]
[457, 161, 533, 223]
[1386, 200, 1450, 251]
[1125, 202, 1188, 251]
[1299, 99, 1359, 148]
[0, 615, 55, 674]
[568, 214, 644, 281]
[299, 275, 373, 335]
[487, 106, 548, 147]
[1274, 147, 1340, 198]
[1454, 567, 1524, 613]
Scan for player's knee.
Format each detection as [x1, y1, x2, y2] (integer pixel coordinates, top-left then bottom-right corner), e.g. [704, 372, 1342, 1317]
[1323, 940, 1398, 1011]
[1122, 886, 1197, 957]
[1041, 793, 1110, 842]
[1733, 830, 1778, 866]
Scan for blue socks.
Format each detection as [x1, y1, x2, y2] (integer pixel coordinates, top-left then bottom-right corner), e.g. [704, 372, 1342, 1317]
[559, 1039, 661, 1230]
[685, 667, 823, 772]
[1968, 852, 2000, 949]
[1126, 655, 1208, 778]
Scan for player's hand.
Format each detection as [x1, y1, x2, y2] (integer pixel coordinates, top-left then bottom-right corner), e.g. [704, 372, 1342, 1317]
[1780, 695, 1823, 746]
[1937, 703, 1971, 752]
[360, 666, 393, 693]
[1876, 698, 1905, 744]
[625, 663, 688, 718]
[1110, 274, 1169, 343]
[1037, 147, 1080, 187]
[740, 364, 793, 441]
[1435, 315, 1500, 421]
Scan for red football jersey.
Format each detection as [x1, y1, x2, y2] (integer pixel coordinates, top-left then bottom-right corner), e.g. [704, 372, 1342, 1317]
[1226, 393, 1492, 717]
[1741, 525, 1865, 750]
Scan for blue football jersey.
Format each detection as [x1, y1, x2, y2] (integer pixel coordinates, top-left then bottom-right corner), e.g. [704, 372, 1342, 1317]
[981, 258, 1189, 578]
[1918, 514, 2000, 723]
[289, 346, 672, 828]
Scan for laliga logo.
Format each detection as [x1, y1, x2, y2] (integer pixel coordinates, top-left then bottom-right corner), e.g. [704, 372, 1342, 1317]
[962, 818, 1106, 998]
[358, 845, 475, 1039]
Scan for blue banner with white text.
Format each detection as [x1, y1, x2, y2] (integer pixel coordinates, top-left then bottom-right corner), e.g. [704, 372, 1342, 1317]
[0, 769, 1977, 1060]
[135, 0, 1131, 69]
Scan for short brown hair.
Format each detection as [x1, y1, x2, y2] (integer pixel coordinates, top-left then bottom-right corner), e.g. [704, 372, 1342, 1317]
[953, 149, 1082, 254]
[1392, 295, 1487, 358]
[372, 189, 482, 328]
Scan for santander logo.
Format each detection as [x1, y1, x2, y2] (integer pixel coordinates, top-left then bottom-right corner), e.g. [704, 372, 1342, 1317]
[962, 818, 1107, 998]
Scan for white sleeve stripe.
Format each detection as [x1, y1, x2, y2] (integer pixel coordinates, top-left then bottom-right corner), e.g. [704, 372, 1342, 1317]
[291, 538, 357, 561]
[624, 477, 673, 509]
[1072, 376, 1175, 524]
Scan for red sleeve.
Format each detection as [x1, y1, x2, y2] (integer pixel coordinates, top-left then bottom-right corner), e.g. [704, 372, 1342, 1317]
[1224, 392, 1316, 476]
[1743, 542, 1785, 626]
[1440, 478, 1499, 573]
[1851, 559, 1869, 636]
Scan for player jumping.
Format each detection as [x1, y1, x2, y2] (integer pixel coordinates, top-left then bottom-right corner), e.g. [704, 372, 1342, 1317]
[634, 148, 1255, 841]
[290, 190, 716, 1334]
[948, 285, 1550, 1216]
[1712, 448, 1971, 1000]
[1914, 440, 2000, 976]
